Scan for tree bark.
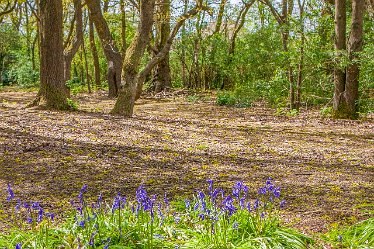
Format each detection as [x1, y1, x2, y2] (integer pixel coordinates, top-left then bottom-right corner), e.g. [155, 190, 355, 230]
[111, 0, 156, 117]
[63, 0, 83, 83]
[333, 0, 364, 119]
[88, 12, 101, 88]
[86, 0, 123, 97]
[153, 0, 172, 93]
[38, 0, 70, 109]
[333, 0, 347, 116]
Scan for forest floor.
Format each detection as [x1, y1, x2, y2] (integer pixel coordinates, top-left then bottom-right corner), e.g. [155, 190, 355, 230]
[0, 88, 373, 235]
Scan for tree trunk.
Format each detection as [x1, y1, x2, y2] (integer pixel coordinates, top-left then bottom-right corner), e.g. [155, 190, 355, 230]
[111, 0, 156, 116]
[86, 0, 123, 97]
[63, 0, 83, 83]
[38, 0, 70, 109]
[88, 13, 101, 88]
[335, 0, 364, 119]
[295, 0, 305, 111]
[154, 0, 172, 93]
[333, 0, 347, 117]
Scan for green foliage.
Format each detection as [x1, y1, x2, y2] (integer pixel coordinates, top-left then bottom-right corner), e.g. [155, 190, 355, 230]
[66, 98, 79, 111]
[216, 90, 252, 108]
[7, 55, 39, 87]
[322, 218, 374, 249]
[1, 180, 313, 249]
[320, 106, 333, 118]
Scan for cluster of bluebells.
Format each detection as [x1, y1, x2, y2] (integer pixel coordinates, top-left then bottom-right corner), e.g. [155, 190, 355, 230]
[6, 184, 55, 226]
[185, 178, 286, 231]
[5, 178, 286, 248]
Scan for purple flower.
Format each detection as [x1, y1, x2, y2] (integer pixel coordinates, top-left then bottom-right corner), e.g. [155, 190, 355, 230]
[15, 199, 22, 212]
[15, 243, 22, 249]
[6, 184, 14, 202]
[46, 212, 55, 221]
[185, 199, 191, 209]
[26, 217, 33, 224]
[32, 202, 40, 210]
[246, 201, 251, 212]
[198, 213, 205, 220]
[79, 220, 85, 228]
[240, 197, 246, 209]
[23, 202, 30, 209]
[194, 201, 199, 211]
[338, 234, 343, 242]
[273, 187, 281, 198]
[232, 181, 243, 198]
[222, 196, 237, 217]
[253, 199, 260, 210]
[164, 193, 169, 208]
[154, 234, 164, 239]
[89, 231, 97, 246]
[258, 187, 267, 195]
[233, 222, 239, 230]
[280, 200, 286, 209]
[37, 208, 44, 223]
[103, 238, 111, 249]
[207, 179, 214, 194]
[261, 212, 265, 218]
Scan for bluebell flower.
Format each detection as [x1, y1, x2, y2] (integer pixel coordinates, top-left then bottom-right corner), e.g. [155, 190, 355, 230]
[37, 208, 44, 223]
[261, 212, 265, 218]
[79, 220, 85, 228]
[232, 181, 243, 198]
[46, 212, 55, 221]
[222, 196, 237, 217]
[184, 199, 191, 209]
[233, 222, 239, 230]
[273, 187, 281, 198]
[198, 213, 205, 220]
[164, 193, 169, 208]
[194, 201, 199, 211]
[89, 231, 97, 246]
[15, 243, 22, 249]
[26, 217, 32, 224]
[253, 199, 260, 210]
[32, 202, 40, 210]
[154, 234, 164, 239]
[207, 179, 214, 194]
[258, 187, 267, 195]
[6, 184, 14, 202]
[280, 200, 286, 209]
[338, 234, 343, 242]
[246, 201, 251, 212]
[103, 238, 111, 249]
[240, 197, 246, 209]
[174, 215, 181, 224]
[23, 202, 30, 209]
[15, 199, 22, 212]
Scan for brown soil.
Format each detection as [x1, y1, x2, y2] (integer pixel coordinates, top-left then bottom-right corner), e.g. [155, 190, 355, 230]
[0, 89, 373, 235]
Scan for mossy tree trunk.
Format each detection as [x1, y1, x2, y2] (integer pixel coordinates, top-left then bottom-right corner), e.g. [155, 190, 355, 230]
[333, 0, 364, 119]
[86, 0, 123, 98]
[38, 0, 70, 110]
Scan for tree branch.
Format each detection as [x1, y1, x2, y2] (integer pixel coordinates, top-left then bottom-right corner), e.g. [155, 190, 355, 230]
[135, 0, 212, 99]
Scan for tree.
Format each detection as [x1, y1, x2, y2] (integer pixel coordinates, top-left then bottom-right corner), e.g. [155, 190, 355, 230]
[36, 0, 70, 109]
[152, 0, 172, 93]
[333, 0, 364, 119]
[86, 0, 123, 97]
[63, 0, 83, 83]
[111, 0, 210, 117]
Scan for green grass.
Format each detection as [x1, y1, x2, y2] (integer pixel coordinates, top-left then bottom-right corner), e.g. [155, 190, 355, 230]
[322, 218, 374, 249]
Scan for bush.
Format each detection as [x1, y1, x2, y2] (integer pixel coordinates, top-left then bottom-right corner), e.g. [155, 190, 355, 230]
[7, 55, 39, 87]
[1, 179, 313, 249]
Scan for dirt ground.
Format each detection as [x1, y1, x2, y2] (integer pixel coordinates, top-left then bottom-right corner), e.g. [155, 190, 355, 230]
[0, 89, 373, 235]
